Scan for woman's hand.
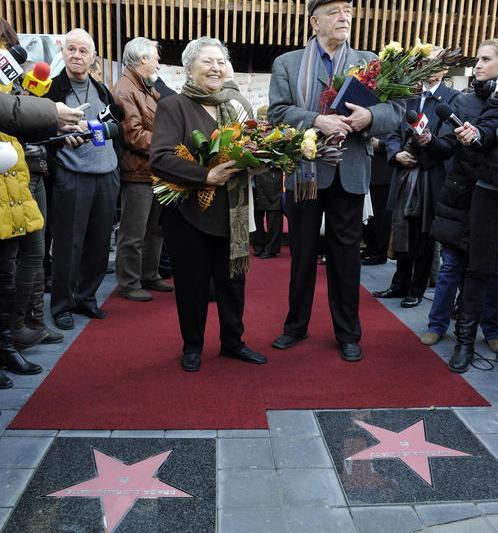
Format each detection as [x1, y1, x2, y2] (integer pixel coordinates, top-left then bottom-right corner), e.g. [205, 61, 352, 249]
[206, 160, 240, 186]
[455, 122, 480, 146]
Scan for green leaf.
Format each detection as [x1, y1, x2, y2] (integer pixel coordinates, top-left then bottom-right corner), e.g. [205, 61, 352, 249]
[192, 130, 209, 154]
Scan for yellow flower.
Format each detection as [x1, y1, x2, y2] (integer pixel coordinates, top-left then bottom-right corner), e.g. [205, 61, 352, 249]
[347, 65, 361, 76]
[303, 129, 317, 142]
[263, 128, 283, 142]
[410, 39, 433, 57]
[301, 138, 317, 159]
[379, 41, 403, 60]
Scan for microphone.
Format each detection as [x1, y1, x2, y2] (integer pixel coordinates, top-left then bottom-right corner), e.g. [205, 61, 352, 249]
[0, 45, 27, 86]
[22, 62, 52, 96]
[98, 103, 125, 123]
[0, 141, 18, 173]
[406, 109, 429, 135]
[435, 103, 482, 147]
[32, 121, 119, 146]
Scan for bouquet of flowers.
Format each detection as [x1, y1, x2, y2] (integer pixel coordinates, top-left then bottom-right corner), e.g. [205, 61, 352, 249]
[320, 40, 474, 114]
[152, 120, 344, 209]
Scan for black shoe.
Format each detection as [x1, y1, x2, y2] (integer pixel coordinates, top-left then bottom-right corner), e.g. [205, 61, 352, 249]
[259, 252, 276, 259]
[361, 255, 387, 266]
[0, 350, 42, 375]
[74, 305, 107, 319]
[40, 327, 64, 344]
[448, 313, 478, 373]
[272, 333, 308, 350]
[54, 311, 74, 330]
[181, 352, 201, 372]
[340, 342, 363, 362]
[372, 287, 406, 299]
[220, 346, 267, 364]
[0, 370, 12, 389]
[11, 326, 48, 350]
[252, 248, 264, 257]
[400, 296, 423, 308]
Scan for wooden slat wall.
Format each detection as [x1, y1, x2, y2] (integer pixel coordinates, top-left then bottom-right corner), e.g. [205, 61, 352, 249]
[3, 0, 495, 85]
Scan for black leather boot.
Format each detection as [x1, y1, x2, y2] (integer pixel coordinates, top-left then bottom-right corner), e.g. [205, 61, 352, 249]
[10, 280, 47, 349]
[25, 268, 63, 344]
[0, 289, 42, 375]
[0, 370, 13, 389]
[448, 313, 478, 373]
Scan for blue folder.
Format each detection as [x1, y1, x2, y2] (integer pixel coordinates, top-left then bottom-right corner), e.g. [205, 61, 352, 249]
[330, 76, 380, 116]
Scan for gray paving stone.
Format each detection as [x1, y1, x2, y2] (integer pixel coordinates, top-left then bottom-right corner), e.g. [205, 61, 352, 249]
[8, 371, 49, 389]
[285, 506, 357, 533]
[0, 508, 12, 530]
[2, 430, 58, 437]
[218, 430, 270, 438]
[454, 409, 498, 434]
[0, 436, 52, 468]
[486, 514, 498, 531]
[57, 430, 112, 437]
[271, 437, 332, 469]
[415, 503, 480, 526]
[111, 430, 165, 438]
[0, 389, 33, 409]
[0, 410, 16, 435]
[218, 438, 274, 469]
[278, 469, 346, 506]
[351, 506, 423, 533]
[164, 430, 217, 438]
[218, 469, 280, 508]
[478, 503, 498, 514]
[0, 469, 33, 507]
[218, 507, 287, 533]
[422, 516, 495, 533]
[476, 434, 498, 458]
[267, 410, 320, 438]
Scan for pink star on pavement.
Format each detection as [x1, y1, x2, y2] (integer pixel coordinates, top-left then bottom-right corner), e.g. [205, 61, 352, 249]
[347, 419, 471, 486]
[48, 448, 192, 533]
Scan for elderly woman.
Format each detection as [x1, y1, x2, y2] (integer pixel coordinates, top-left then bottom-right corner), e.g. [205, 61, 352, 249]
[150, 37, 267, 372]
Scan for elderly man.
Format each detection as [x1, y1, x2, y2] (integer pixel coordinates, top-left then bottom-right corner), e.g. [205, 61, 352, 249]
[112, 37, 173, 302]
[45, 28, 120, 330]
[268, 0, 404, 361]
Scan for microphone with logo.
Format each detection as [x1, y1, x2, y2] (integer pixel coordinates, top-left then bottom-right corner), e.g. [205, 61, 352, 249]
[98, 103, 125, 124]
[22, 62, 52, 96]
[406, 109, 429, 135]
[0, 45, 27, 87]
[31, 120, 119, 147]
[435, 103, 482, 147]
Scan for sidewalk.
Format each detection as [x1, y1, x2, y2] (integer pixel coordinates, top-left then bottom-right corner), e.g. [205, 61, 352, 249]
[0, 259, 497, 533]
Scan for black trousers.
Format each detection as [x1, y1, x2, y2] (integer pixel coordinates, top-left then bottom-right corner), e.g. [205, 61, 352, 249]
[253, 209, 283, 255]
[391, 217, 435, 298]
[284, 177, 364, 344]
[462, 186, 498, 318]
[362, 183, 392, 257]
[50, 167, 119, 317]
[161, 208, 245, 355]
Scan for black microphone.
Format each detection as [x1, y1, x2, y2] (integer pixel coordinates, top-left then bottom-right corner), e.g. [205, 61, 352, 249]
[435, 103, 482, 147]
[9, 45, 28, 65]
[32, 121, 119, 146]
[98, 103, 125, 123]
[406, 110, 418, 124]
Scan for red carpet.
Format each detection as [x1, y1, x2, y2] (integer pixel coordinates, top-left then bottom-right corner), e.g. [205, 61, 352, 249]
[11, 249, 488, 430]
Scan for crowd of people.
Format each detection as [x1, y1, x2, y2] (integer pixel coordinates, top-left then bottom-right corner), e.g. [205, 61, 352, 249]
[0, 0, 497, 391]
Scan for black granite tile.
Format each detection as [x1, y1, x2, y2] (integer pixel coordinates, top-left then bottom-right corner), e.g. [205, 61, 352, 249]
[316, 409, 498, 505]
[2, 437, 216, 533]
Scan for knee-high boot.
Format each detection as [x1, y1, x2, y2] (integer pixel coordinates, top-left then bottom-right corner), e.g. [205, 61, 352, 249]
[25, 268, 63, 344]
[448, 312, 478, 373]
[10, 280, 48, 349]
[0, 288, 42, 375]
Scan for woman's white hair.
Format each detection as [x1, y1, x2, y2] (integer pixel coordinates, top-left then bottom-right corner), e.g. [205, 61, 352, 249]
[123, 37, 158, 68]
[181, 37, 229, 70]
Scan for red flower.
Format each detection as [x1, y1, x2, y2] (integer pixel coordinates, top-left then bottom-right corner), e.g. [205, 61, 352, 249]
[319, 85, 338, 115]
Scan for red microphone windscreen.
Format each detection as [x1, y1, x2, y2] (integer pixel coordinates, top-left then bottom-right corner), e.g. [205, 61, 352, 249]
[33, 62, 51, 81]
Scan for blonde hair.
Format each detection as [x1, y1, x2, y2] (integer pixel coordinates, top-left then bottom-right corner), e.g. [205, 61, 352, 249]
[478, 39, 498, 55]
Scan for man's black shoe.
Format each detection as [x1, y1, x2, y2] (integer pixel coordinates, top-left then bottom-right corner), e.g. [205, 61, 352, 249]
[372, 287, 406, 299]
[259, 252, 276, 259]
[272, 333, 308, 350]
[181, 353, 201, 372]
[220, 346, 267, 364]
[340, 342, 363, 362]
[361, 255, 387, 266]
[74, 305, 107, 319]
[400, 296, 423, 308]
[0, 370, 12, 389]
[54, 311, 74, 330]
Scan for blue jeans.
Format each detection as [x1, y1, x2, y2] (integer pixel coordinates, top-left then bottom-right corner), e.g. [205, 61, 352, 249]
[428, 246, 498, 340]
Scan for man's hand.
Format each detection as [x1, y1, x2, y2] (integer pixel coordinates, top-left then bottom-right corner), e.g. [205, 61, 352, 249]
[344, 102, 373, 132]
[313, 114, 352, 137]
[55, 102, 84, 128]
[414, 130, 432, 146]
[395, 151, 418, 168]
[206, 160, 240, 186]
[60, 122, 88, 148]
[455, 122, 480, 146]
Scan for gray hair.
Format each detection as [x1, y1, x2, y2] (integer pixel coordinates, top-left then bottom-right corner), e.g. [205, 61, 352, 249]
[63, 28, 95, 52]
[181, 37, 229, 70]
[123, 37, 158, 68]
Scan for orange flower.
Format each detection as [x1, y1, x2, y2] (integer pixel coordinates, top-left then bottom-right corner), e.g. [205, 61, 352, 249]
[211, 129, 219, 141]
[175, 144, 196, 162]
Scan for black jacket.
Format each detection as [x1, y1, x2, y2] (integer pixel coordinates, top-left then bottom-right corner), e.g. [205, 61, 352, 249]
[473, 92, 498, 188]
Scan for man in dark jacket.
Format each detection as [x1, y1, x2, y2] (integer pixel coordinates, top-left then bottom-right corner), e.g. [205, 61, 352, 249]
[373, 72, 459, 308]
[45, 28, 120, 330]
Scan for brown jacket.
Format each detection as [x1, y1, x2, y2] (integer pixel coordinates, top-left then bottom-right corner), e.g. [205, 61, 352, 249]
[112, 68, 160, 183]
